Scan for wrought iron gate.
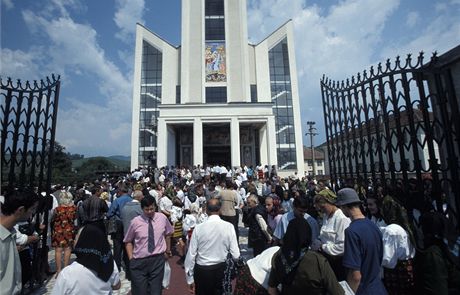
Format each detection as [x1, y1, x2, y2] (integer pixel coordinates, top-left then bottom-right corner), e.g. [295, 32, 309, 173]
[1, 75, 60, 284]
[321, 52, 459, 229]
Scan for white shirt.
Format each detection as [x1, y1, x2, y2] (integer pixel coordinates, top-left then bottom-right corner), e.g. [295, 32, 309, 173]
[316, 209, 350, 256]
[241, 172, 248, 181]
[176, 190, 185, 204]
[381, 224, 415, 269]
[238, 187, 246, 202]
[132, 171, 143, 180]
[184, 215, 240, 284]
[51, 261, 120, 295]
[212, 165, 221, 174]
[247, 246, 280, 289]
[184, 195, 200, 211]
[220, 166, 228, 174]
[171, 206, 183, 223]
[159, 196, 173, 213]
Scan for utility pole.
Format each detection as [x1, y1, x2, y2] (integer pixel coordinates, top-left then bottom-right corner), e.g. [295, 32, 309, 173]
[306, 121, 318, 177]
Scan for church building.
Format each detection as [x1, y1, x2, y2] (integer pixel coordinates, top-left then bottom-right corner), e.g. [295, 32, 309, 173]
[131, 0, 304, 174]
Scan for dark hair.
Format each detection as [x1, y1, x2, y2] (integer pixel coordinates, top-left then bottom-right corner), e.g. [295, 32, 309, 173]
[293, 193, 310, 210]
[118, 183, 129, 193]
[206, 199, 221, 213]
[225, 180, 233, 189]
[1, 188, 40, 216]
[141, 196, 157, 209]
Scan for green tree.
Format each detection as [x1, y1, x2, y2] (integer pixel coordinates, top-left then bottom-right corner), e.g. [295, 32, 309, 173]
[50, 141, 73, 184]
[76, 157, 116, 181]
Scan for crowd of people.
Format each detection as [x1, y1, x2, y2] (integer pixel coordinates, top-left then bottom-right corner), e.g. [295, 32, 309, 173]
[1, 163, 460, 295]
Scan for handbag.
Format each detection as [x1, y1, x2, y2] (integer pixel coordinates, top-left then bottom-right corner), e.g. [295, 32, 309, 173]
[105, 216, 118, 235]
[162, 261, 171, 289]
[223, 253, 246, 295]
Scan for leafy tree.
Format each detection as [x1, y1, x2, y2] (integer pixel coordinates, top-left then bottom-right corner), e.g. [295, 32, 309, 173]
[50, 141, 73, 184]
[75, 157, 116, 181]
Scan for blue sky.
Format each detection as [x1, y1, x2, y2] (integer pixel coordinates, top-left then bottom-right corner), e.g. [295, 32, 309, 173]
[1, 0, 459, 157]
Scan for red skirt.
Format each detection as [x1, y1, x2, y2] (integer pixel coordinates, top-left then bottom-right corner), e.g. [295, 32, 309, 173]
[234, 264, 269, 295]
[383, 259, 415, 295]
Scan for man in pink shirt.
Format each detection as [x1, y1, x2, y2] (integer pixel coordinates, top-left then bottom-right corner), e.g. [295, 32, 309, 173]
[124, 196, 173, 295]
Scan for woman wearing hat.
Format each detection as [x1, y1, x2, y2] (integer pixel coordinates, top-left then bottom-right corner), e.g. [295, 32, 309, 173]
[312, 190, 351, 281]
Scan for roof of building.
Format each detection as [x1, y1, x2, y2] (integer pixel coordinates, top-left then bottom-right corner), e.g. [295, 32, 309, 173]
[327, 108, 433, 142]
[303, 147, 325, 160]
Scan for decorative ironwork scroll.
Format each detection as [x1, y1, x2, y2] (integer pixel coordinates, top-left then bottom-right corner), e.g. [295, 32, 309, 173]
[1, 74, 60, 284]
[321, 52, 459, 229]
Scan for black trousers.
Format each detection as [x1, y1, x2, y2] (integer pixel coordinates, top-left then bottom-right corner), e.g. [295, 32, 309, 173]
[322, 252, 346, 281]
[251, 239, 268, 257]
[194, 262, 226, 295]
[130, 254, 165, 295]
[111, 221, 125, 270]
[19, 249, 32, 286]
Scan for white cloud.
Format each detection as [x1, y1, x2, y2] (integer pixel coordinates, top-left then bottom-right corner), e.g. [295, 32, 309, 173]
[114, 0, 145, 43]
[406, 11, 420, 28]
[22, 11, 131, 108]
[248, 0, 400, 143]
[2, 0, 13, 10]
[56, 100, 132, 156]
[247, 0, 459, 145]
[1, 1, 134, 156]
[380, 9, 460, 62]
[0, 47, 43, 81]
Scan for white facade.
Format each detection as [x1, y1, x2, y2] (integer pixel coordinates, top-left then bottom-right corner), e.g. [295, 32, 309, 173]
[131, 0, 304, 174]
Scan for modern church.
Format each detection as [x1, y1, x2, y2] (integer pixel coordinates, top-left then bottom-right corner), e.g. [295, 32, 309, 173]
[131, 0, 304, 175]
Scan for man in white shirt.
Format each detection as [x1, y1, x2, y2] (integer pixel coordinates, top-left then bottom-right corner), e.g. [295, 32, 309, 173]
[184, 199, 240, 295]
[219, 165, 228, 182]
[175, 185, 185, 204]
[1, 189, 39, 295]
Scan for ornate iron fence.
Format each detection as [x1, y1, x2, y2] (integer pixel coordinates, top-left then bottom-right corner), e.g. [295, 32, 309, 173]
[1, 75, 60, 284]
[321, 52, 459, 229]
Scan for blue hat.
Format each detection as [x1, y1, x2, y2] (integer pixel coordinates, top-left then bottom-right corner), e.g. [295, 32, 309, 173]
[335, 188, 361, 206]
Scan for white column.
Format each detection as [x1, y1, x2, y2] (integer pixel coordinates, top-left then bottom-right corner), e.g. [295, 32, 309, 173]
[231, 118, 240, 167]
[259, 122, 268, 166]
[267, 116, 278, 167]
[157, 118, 167, 168]
[193, 118, 203, 165]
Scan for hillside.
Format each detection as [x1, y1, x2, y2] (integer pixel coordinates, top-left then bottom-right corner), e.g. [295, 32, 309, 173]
[72, 156, 130, 170]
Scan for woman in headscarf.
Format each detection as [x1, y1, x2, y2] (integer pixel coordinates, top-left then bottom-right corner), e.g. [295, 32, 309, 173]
[51, 221, 121, 294]
[312, 190, 351, 281]
[379, 195, 417, 294]
[267, 217, 344, 295]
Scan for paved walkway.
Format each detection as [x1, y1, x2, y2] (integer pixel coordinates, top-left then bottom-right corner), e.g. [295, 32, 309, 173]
[30, 223, 252, 295]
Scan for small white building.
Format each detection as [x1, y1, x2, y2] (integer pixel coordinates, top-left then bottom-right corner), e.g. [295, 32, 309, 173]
[130, 0, 304, 175]
[303, 147, 326, 176]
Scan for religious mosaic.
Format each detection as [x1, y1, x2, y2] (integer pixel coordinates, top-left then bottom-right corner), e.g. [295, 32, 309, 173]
[205, 42, 226, 82]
